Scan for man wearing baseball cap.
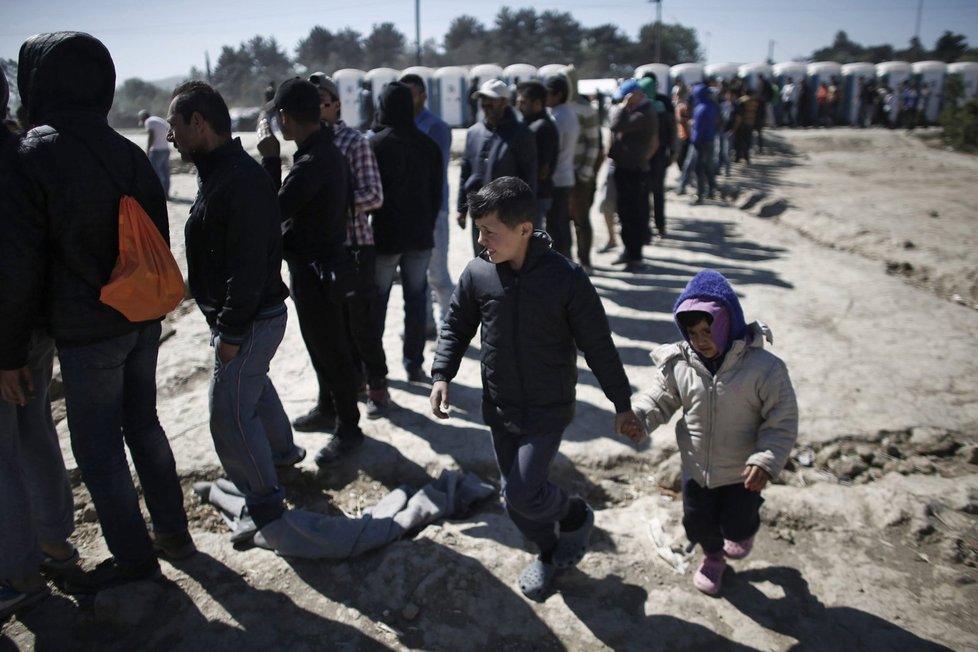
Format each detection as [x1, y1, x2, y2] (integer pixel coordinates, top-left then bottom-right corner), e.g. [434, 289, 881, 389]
[608, 78, 658, 272]
[458, 79, 537, 255]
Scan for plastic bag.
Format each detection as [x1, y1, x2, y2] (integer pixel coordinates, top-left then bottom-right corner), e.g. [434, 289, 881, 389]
[100, 195, 185, 321]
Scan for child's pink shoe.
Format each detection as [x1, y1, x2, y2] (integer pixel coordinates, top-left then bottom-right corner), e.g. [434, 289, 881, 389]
[723, 535, 754, 560]
[693, 552, 726, 595]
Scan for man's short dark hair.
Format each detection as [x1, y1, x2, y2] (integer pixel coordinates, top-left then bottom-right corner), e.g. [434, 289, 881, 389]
[171, 80, 231, 136]
[399, 73, 426, 94]
[467, 177, 535, 228]
[516, 80, 546, 106]
[642, 71, 658, 84]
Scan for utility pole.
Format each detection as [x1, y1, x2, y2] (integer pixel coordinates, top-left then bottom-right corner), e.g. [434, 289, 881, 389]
[416, 0, 422, 65]
[652, 0, 662, 63]
[913, 0, 923, 61]
[767, 39, 776, 64]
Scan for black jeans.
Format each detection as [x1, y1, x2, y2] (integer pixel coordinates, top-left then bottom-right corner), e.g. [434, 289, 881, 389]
[614, 166, 649, 263]
[546, 186, 573, 259]
[341, 245, 388, 389]
[682, 476, 764, 554]
[647, 149, 668, 237]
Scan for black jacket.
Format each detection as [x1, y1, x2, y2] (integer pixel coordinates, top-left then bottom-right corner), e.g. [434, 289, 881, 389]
[263, 125, 349, 264]
[521, 109, 558, 200]
[0, 32, 169, 367]
[185, 138, 289, 343]
[432, 231, 632, 433]
[369, 82, 442, 255]
[458, 105, 538, 214]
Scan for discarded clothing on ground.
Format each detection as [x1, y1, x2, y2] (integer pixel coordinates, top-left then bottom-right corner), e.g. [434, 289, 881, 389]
[193, 470, 495, 559]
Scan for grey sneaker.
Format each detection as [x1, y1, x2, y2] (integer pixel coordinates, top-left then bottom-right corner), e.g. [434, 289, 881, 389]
[366, 388, 391, 420]
[314, 429, 365, 466]
[230, 508, 258, 544]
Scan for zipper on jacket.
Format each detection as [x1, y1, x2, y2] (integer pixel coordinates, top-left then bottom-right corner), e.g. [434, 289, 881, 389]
[704, 368, 717, 488]
[513, 274, 528, 425]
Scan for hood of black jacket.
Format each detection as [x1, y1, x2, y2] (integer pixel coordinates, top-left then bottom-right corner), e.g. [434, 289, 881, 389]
[373, 82, 415, 130]
[18, 31, 115, 126]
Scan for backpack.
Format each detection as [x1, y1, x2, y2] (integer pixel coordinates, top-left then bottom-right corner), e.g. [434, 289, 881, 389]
[99, 195, 185, 321]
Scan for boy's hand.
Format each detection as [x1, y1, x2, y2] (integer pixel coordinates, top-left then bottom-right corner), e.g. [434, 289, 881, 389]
[430, 380, 451, 419]
[0, 367, 33, 406]
[742, 465, 770, 492]
[615, 410, 646, 444]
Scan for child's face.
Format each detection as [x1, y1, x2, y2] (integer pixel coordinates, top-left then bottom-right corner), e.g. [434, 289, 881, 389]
[475, 212, 532, 269]
[687, 319, 719, 359]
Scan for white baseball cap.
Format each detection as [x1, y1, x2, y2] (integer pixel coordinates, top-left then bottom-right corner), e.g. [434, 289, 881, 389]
[475, 79, 509, 99]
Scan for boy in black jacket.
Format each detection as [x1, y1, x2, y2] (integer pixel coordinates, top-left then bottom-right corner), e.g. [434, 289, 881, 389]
[429, 177, 643, 601]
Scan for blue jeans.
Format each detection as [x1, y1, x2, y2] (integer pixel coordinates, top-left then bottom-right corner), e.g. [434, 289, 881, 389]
[717, 133, 732, 177]
[694, 140, 717, 197]
[677, 144, 698, 193]
[148, 148, 170, 197]
[375, 249, 432, 375]
[59, 322, 187, 564]
[209, 312, 295, 525]
[426, 211, 455, 332]
[0, 333, 74, 579]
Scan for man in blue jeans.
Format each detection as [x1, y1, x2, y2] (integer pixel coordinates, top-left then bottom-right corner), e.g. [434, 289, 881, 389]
[168, 80, 300, 544]
[1, 32, 191, 594]
[368, 82, 443, 383]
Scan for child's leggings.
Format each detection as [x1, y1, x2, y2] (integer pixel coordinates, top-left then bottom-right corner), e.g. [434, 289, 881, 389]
[682, 476, 763, 554]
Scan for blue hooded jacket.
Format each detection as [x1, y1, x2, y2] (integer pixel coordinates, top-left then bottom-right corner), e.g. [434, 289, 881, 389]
[690, 83, 719, 145]
[673, 269, 747, 346]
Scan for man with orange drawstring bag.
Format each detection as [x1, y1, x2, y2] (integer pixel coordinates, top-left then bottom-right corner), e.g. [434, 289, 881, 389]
[100, 195, 184, 322]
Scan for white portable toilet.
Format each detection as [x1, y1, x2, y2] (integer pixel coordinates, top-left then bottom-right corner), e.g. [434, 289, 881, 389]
[738, 62, 773, 90]
[365, 67, 400, 112]
[399, 65, 435, 112]
[912, 60, 947, 123]
[947, 61, 978, 103]
[332, 68, 366, 127]
[635, 63, 671, 89]
[670, 63, 705, 90]
[876, 61, 912, 124]
[467, 64, 505, 124]
[772, 62, 808, 87]
[840, 62, 876, 124]
[537, 63, 567, 81]
[433, 66, 468, 128]
[704, 62, 740, 84]
[504, 63, 537, 86]
[806, 61, 842, 124]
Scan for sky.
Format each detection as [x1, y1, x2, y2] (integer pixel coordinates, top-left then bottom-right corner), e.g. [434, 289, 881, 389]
[2, 0, 977, 83]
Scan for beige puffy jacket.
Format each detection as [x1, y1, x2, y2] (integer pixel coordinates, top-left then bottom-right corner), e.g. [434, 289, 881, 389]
[633, 322, 798, 488]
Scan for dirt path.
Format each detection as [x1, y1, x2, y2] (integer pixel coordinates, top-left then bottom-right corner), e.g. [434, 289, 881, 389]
[3, 128, 977, 651]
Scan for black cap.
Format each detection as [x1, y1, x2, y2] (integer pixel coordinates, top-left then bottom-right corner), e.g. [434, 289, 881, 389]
[267, 77, 321, 114]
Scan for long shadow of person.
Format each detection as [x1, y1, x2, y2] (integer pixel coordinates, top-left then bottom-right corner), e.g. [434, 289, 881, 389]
[561, 571, 754, 651]
[724, 566, 952, 651]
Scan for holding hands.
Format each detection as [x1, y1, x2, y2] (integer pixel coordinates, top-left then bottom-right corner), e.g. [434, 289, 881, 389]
[616, 410, 646, 444]
[741, 465, 770, 492]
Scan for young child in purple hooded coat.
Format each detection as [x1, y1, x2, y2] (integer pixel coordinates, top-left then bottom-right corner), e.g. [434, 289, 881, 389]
[620, 269, 798, 595]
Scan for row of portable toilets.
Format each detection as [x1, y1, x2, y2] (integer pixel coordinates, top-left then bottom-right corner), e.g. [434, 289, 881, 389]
[331, 60, 978, 129]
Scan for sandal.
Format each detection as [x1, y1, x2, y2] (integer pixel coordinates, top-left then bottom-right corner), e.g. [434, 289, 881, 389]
[553, 502, 595, 569]
[518, 558, 557, 602]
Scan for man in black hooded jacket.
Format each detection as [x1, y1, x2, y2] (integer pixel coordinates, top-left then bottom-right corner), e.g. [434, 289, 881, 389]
[0, 32, 190, 592]
[369, 82, 443, 383]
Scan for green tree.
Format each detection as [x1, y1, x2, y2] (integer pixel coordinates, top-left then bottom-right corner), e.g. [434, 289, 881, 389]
[362, 23, 407, 69]
[212, 36, 295, 105]
[492, 8, 541, 63]
[579, 24, 633, 78]
[295, 26, 335, 73]
[634, 22, 702, 66]
[332, 28, 364, 70]
[109, 77, 166, 128]
[931, 30, 968, 63]
[443, 15, 488, 66]
[536, 11, 583, 65]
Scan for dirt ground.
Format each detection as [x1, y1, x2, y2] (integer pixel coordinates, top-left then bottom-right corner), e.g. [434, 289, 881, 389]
[3, 126, 978, 651]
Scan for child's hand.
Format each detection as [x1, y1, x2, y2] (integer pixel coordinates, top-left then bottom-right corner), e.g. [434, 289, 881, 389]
[742, 465, 770, 492]
[615, 410, 646, 444]
[430, 380, 451, 419]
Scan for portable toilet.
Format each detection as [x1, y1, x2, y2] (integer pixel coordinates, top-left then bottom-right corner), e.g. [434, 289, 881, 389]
[433, 66, 468, 128]
[399, 65, 435, 112]
[876, 61, 912, 124]
[670, 63, 705, 90]
[840, 62, 876, 124]
[772, 62, 808, 87]
[636, 63, 671, 89]
[912, 60, 947, 123]
[806, 61, 842, 124]
[469, 63, 504, 86]
[738, 62, 773, 90]
[504, 63, 537, 86]
[947, 61, 978, 103]
[332, 68, 366, 127]
[704, 62, 740, 84]
[365, 67, 400, 115]
[537, 63, 567, 81]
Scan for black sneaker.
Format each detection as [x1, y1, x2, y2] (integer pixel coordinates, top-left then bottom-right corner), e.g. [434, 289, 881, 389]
[292, 406, 336, 432]
[152, 531, 197, 561]
[273, 445, 306, 470]
[314, 429, 365, 466]
[365, 388, 391, 420]
[62, 557, 161, 595]
[406, 367, 429, 384]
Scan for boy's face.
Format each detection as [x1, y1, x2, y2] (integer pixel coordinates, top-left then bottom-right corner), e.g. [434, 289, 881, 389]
[475, 212, 532, 269]
[686, 319, 719, 359]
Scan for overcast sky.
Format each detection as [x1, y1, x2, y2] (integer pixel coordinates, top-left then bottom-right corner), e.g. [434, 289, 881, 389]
[2, 0, 976, 82]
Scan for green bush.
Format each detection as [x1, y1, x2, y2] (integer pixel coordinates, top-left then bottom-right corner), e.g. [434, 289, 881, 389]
[939, 75, 978, 152]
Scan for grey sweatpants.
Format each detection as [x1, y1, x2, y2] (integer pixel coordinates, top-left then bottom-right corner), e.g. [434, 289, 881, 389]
[0, 333, 74, 580]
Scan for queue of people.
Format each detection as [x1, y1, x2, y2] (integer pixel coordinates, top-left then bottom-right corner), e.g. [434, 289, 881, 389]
[1, 32, 798, 617]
